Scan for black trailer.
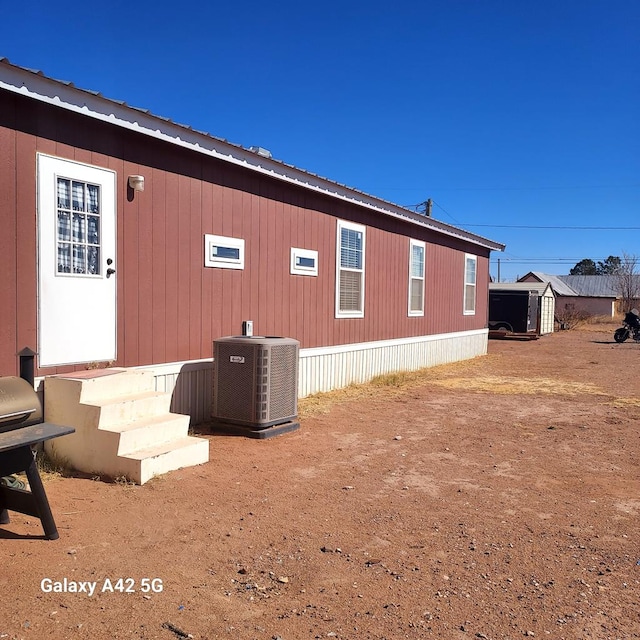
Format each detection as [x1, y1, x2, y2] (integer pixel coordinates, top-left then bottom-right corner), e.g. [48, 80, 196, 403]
[488, 289, 540, 334]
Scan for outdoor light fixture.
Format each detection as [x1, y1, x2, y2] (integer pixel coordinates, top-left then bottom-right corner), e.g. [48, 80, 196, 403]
[128, 175, 145, 192]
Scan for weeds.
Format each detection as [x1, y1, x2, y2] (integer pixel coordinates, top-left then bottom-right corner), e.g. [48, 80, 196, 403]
[36, 448, 70, 478]
[114, 475, 137, 487]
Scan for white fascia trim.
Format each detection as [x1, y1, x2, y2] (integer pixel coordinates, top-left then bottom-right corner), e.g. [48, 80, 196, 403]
[0, 61, 503, 252]
[299, 328, 488, 358]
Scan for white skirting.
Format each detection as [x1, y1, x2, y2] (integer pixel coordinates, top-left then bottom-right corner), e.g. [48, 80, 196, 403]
[297, 329, 487, 397]
[134, 329, 488, 423]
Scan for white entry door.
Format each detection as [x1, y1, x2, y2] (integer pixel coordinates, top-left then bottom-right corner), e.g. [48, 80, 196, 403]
[38, 154, 117, 367]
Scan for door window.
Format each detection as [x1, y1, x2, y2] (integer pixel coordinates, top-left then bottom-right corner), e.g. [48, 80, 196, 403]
[56, 178, 101, 276]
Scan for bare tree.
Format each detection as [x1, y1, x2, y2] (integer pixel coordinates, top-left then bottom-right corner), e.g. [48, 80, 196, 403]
[615, 252, 640, 312]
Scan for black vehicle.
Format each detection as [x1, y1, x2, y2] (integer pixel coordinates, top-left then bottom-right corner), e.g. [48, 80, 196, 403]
[614, 309, 640, 343]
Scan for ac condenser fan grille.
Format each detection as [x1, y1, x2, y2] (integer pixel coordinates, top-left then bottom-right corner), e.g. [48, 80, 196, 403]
[212, 337, 299, 428]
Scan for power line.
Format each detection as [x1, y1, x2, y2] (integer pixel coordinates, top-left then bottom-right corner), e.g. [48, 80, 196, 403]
[432, 199, 461, 225]
[460, 224, 640, 230]
[401, 197, 640, 231]
[435, 183, 640, 192]
[389, 183, 640, 192]
[492, 261, 615, 265]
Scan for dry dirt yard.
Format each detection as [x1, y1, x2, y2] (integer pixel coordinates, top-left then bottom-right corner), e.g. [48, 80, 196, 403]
[2, 323, 639, 640]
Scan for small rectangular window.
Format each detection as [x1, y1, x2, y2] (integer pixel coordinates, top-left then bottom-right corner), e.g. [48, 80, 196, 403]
[464, 254, 477, 314]
[204, 234, 245, 269]
[290, 247, 318, 276]
[408, 239, 425, 316]
[335, 220, 365, 318]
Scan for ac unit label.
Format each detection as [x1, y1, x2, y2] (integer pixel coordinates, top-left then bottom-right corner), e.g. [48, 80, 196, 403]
[229, 355, 245, 364]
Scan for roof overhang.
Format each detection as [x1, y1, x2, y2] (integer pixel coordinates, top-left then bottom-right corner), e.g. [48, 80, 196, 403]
[0, 58, 504, 252]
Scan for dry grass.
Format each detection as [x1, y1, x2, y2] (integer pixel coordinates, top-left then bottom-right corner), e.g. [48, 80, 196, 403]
[297, 354, 610, 419]
[429, 375, 605, 396]
[299, 383, 386, 418]
[606, 396, 640, 408]
[36, 448, 69, 479]
[298, 356, 496, 418]
[574, 317, 620, 333]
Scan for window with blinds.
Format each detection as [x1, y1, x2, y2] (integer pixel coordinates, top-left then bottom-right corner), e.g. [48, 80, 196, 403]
[335, 220, 365, 318]
[408, 240, 425, 316]
[464, 254, 477, 315]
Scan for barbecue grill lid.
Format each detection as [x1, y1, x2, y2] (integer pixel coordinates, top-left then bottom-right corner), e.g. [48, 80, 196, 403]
[0, 376, 43, 432]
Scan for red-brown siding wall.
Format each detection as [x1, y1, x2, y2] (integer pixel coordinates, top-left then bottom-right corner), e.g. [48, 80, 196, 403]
[0, 90, 490, 377]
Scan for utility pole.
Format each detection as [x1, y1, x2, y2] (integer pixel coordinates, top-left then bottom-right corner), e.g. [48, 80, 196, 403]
[418, 199, 433, 217]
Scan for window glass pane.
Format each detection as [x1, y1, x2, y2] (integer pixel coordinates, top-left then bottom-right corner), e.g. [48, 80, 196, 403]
[339, 270, 362, 311]
[410, 278, 423, 312]
[340, 227, 362, 269]
[411, 244, 424, 277]
[212, 246, 241, 260]
[57, 178, 70, 209]
[87, 184, 100, 213]
[73, 245, 86, 274]
[464, 284, 476, 312]
[73, 213, 86, 243]
[72, 181, 85, 211]
[57, 211, 71, 242]
[296, 256, 315, 268]
[87, 246, 100, 275]
[466, 257, 476, 283]
[87, 216, 100, 244]
[58, 244, 71, 273]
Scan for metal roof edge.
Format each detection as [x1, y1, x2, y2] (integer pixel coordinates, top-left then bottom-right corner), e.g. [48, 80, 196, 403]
[0, 57, 504, 252]
[490, 282, 555, 296]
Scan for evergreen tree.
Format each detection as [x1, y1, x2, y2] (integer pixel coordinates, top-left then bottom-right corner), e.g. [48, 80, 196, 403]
[569, 258, 597, 275]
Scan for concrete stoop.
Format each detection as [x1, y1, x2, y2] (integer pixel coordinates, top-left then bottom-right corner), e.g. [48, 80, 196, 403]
[44, 368, 209, 484]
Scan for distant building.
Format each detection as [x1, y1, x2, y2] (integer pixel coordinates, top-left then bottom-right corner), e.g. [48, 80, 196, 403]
[519, 272, 640, 317]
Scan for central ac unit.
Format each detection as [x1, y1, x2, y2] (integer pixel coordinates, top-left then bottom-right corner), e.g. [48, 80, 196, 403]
[212, 336, 299, 430]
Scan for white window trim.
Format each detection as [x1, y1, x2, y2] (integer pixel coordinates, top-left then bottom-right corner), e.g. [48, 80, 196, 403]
[204, 234, 245, 269]
[335, 220, 366, 318]
[463, 253, 477, 315]
[290, 247, 318, 276]
[408, 239, 426, 317]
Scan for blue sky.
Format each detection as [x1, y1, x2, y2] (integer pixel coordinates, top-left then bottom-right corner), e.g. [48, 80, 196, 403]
[2, 0, 638, 281]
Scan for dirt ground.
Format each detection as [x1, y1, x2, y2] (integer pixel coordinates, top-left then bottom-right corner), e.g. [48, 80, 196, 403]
[1, 322, 639, 640]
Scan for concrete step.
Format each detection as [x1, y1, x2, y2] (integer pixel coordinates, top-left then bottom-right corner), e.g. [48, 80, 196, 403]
[80, 370, 156, 402]
[101, 413, 190, 456]
[122, 436, 210, 484]
[46, 369, 157, 404]
[44, 370, 210, 485]
[92, 391, 173, 426]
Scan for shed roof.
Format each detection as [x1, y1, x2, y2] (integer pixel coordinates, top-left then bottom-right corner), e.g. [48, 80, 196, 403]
[490, 282, 554, 297]
[0, 57, 504, 252]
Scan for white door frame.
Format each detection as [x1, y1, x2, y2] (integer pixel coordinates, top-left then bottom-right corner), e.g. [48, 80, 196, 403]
[37, 154, 117, 367]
